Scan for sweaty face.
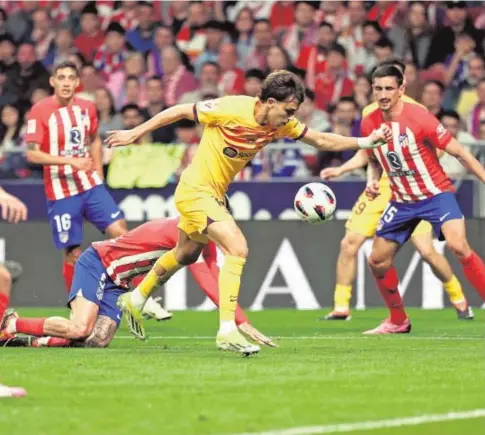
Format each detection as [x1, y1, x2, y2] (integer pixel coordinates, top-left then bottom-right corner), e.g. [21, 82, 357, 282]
[372, 76, 404, 112]
[51, 67, 79, 100]
[266, 99, 300, 128]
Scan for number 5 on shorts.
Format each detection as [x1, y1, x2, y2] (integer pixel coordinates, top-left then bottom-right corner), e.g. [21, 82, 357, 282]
[383, 205, 398, 223]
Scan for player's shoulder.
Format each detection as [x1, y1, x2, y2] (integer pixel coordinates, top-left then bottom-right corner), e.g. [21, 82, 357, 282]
[31, 96, 55, 112]
[213, 95, 255, 110]
[73, 96, 96, 111]
[362, 102, 379, 118]
[402, 95, 426, 110]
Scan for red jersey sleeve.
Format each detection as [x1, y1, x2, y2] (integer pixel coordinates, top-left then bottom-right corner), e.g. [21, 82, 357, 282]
[24, 103, 46, 148]
[88, 102, 99, 138]
[422, 112, 453, 150]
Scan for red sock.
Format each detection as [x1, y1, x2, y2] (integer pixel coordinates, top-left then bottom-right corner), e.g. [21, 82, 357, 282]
[373, 266, 407, 324]
[62, 262, 75, 293]
[0, 292, 9, 320]
[16, 318, 45, 336]
[32, 337, 71, 347]
[460, 252, 485, 301]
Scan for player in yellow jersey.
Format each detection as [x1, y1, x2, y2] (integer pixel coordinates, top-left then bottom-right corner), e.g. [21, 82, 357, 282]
[106, 70, 390, 355]
[320, 59, 472, 321]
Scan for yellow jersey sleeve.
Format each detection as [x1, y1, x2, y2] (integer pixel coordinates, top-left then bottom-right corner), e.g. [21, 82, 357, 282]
[277, 118, 308, 141]
[193, 97, 239, 127]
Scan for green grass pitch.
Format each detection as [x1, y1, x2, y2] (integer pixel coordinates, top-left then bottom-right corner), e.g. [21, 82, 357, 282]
[2, 308, 484, 435]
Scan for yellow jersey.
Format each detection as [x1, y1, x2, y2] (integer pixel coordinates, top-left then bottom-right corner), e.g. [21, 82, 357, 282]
[361, 95, 425, 192]
[180, 96, 307, 198]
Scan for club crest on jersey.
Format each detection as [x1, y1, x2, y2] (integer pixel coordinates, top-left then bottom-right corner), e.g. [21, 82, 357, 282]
[59, 231, 69, 244]
[398, 133, 409, 148]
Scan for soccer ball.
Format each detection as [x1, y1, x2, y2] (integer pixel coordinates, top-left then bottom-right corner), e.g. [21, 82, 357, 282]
[294, 182, 337, 224]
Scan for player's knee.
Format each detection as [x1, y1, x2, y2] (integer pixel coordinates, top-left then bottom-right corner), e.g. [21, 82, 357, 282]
[368, 254, 391, 274]
[447, 239, 472, 260]
[225, 242, 248, 259]
[340, 234, 362, 257]
[85, 333, 111, 348]
[0, 265, 12, 289]
[71, 322, 93, 340]
[415, 245, 435, 262]
[106, 220, 128, 238]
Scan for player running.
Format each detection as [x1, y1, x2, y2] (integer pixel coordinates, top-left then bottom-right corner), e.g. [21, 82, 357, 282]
[106, 70, 390, 354]
[1, 216, 275, 349]
[23, 60, 165, 320]
[320, 59, 471, 321]
[0, 187, 28, 398]
[362, 64, 485, 334]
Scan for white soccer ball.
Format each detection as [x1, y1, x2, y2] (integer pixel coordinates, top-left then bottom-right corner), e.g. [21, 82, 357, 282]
[294, 182, 337, 224]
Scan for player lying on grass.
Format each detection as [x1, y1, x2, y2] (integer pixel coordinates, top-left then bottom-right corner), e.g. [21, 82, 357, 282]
[105, 70, 391, 355]
[1, 216, 275, 348]
[320, 58, 471, 322]
[0, 187, 28, 398]
[361, 64, 485, 334]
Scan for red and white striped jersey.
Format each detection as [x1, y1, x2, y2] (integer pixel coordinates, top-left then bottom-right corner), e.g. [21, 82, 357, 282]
[362, 102, 454, 203]
[92, 218, 179, 288]
[25, 96, 102, 201]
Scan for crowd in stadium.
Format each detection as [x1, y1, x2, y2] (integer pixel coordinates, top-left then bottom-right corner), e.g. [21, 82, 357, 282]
[0, 0, 484, 181]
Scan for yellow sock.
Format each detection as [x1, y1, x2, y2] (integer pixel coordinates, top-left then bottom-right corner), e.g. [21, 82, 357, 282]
[137, 249, 182, 298]
[219, 256, 246, 323]
[443, 275, 465, 305]
[334, 284, 352, 312]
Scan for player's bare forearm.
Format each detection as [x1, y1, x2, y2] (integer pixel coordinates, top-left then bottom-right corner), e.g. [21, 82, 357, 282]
[445, 138, 485, 183]
[25, 144, 72, 166]
[135, 104, 194, 138]
[90, 136, 104, 180]
[338, 150, 369, 174]
[367, 155, 383, 184]
[302, 127, 390, 151]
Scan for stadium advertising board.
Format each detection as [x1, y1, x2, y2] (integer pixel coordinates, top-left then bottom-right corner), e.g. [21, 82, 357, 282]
[3, 221, 484, 309]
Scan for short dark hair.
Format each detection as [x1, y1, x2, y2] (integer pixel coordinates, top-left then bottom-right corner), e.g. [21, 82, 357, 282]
[126, 75, 139, 83]
[319, 21, 334, 31]
[147, 75, 162, 83]
[375, 57, 406, 74]
[375, 37, 394, 51]
[121, 104, 141, 115]
[424, 80, 445, 94]
[439, 110, 460, 122]
[363, 20, 382, 34]
[328, 43, 346, 57]
[201, 61, 220, 72]
[245, 68, 265, 81]
[254, 18, 271, 27]
[305, 88, 315, 101]
[372, 65, 404, 86]
[52, 60, 79, 77]
[338, 96, 357, 107]
[260, 70, 305, 104]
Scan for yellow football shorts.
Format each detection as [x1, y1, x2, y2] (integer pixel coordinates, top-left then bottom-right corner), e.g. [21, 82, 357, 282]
[345, 188, 432, 238]
[174, 182, 233, 243]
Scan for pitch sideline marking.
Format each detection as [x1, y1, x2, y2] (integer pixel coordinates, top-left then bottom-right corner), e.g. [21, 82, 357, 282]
[224, 409, 485, 435]
[115, 335, 483, 340]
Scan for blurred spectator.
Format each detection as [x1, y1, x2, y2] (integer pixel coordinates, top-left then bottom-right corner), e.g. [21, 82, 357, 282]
[421, 80, 445, 118]
[455, 54, 485, 118]
[43, 26, 76, 69]
[143, 75, 176, 144]
[195, 20, 228, 76]
[353, 73, 372, 110]
[174, 118, 199, 145]
[179, 61, 221, 103]
[297, 22, 337, 90]
[0, 104, 24, 151]
[77, 63, 102, 101]
[374, 37, 394, 65]
[388, 1, 432, 70]
[362, 20, 383, 73]
[266, 44, 293, 74]
[5, 1, 36, 43]
[218, 42, 245, 95]
[94, 22, 128, 81]
[367, 1, 399, 30]
[68, 52, 86, 74]
[334, 96, 360, 136]
[110, 1, 139, 32]
[31, 87, 50, 106]
[31, 8, 55, 62]
[244, 68, 265, 98]
[126, 1, 156, 53]
[0, 34, 16, 79]
[107, 51, 148, 110]
[177, 1, 210, 60]
[169, 0, 189, 36]
[297, 88, 331, 132]
[75, 2, 104, 61]
[279, 1, 319, 62]
[426, 1, 485, 69]
[121, 103, 151, 144]
[95, 87, 123, 143]
[124, 76, 143, 107]
[403, 61, 423, 102]
[468, 78, 485, 138]
[439, 110, 474, 178]
[245, 18, 274, 70]
[0, 7, 7, 37]
[147, 25, 175, 77]
[161, 45, 198, 107]
[234, 7, 254, 65]
[479, 121, 485, 140]
[314, 43, 354, 110]
[339, 1, 367, 76]
[270, 1, 295, 33]
[319, 1, 350, 34]
[4, 42, 50, 104]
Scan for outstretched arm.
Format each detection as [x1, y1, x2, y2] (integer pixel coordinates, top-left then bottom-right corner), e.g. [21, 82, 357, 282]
[301, 125, 391, 152]
[445, 138, 485, 183]
[105, 104, 195, 147]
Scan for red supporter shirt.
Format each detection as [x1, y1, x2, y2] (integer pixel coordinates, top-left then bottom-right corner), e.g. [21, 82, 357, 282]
[25, 96, 102, 201]
[362, 102, 454, 203]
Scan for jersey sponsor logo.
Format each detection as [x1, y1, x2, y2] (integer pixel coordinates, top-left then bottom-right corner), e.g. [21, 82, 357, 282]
[387, 151, 403, 170]
[223, 146, 238, 158]
[70, 128, 82, 146]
